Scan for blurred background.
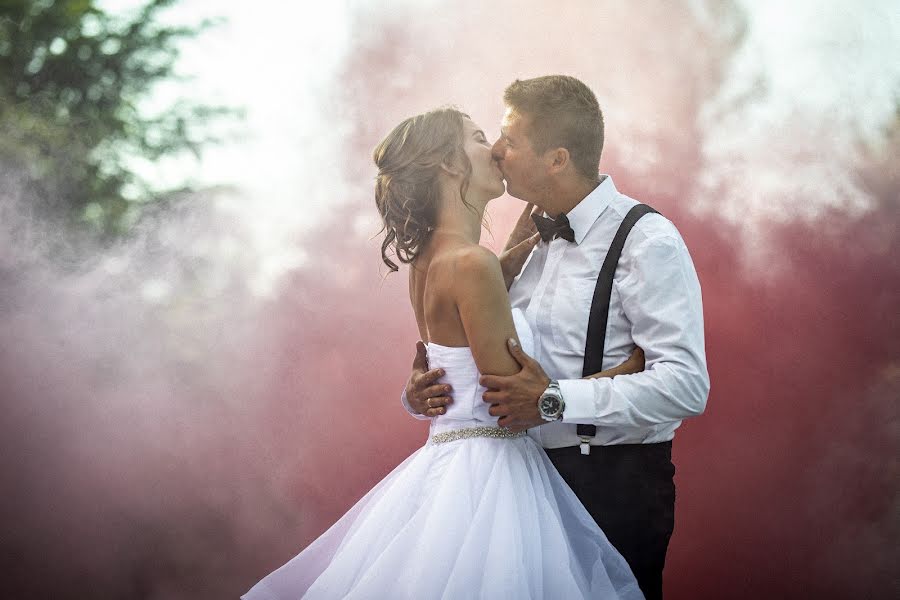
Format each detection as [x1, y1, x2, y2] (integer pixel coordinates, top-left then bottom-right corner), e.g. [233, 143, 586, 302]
[0, 0, 897, 598]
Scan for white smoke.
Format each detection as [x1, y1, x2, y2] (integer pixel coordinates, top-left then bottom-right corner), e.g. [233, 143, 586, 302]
[699, 0, 900, 222]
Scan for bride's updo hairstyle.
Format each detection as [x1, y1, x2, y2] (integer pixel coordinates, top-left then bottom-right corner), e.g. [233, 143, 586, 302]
[373, 107, 473, 272]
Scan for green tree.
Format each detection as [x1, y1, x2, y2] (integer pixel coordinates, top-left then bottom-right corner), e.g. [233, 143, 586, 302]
[0, 0, 234, 237]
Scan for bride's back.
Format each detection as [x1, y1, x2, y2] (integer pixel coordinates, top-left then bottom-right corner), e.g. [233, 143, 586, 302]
[408, 234, 521, 380]
[409, 236, 474, 348]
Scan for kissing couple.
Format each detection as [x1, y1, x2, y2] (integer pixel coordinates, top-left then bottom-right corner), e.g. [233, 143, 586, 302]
[243, 75, 709, 600]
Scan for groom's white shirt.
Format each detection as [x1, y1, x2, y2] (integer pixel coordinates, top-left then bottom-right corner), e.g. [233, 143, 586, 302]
[510, 175, 708, 448]
[403, 175, 709, 448]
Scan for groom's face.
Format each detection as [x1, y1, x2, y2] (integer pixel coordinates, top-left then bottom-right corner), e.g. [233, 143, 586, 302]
[491, 108, 548, 203]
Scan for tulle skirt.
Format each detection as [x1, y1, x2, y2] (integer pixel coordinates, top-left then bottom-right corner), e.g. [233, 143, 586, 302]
[242, 433, 643, 600]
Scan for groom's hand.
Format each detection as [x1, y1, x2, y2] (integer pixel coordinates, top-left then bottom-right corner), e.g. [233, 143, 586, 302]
[480, 339, 550, 433]
[406, 341, 453, 417]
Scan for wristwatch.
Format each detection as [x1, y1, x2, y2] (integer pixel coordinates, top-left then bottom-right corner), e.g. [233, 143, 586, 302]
[538, 380, 565, 422]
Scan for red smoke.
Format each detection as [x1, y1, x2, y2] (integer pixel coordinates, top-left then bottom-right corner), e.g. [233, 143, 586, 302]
[1, 1, 897, 599]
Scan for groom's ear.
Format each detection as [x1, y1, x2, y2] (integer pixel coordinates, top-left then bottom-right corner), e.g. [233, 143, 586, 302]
[546, 147, 570, 174]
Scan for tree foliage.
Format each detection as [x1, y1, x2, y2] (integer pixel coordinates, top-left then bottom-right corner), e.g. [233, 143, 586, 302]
[0, 0, 233, 236]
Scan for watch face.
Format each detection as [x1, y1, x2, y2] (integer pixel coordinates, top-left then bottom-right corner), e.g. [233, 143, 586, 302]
[540, 396, 560, 416]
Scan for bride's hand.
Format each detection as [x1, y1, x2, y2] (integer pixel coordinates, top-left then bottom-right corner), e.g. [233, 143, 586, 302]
[499, 203, 540, 289]
[584, 346, 645, 379]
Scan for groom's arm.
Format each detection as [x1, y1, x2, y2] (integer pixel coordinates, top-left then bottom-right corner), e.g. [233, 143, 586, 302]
[558, 229, 709, 427]
[480, 225, 707, 432]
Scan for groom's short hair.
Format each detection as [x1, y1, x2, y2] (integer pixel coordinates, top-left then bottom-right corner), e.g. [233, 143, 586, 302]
[503, 75, 603, 181]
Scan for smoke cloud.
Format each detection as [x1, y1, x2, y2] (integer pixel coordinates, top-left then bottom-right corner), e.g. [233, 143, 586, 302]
[1, 1, 897, 599]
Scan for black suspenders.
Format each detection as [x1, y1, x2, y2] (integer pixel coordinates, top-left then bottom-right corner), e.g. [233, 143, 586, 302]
[576, 204, 659, 454]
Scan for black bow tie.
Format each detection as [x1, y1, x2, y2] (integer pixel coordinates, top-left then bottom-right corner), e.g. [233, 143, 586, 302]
[531, 212, 575, 243]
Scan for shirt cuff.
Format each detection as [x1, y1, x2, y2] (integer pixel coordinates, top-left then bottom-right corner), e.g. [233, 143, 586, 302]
[401, 388, 431, 421]
[558, 378, 607, 424]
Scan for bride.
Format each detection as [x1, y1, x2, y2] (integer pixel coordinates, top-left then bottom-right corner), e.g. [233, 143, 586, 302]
[242, 107, 645, 599]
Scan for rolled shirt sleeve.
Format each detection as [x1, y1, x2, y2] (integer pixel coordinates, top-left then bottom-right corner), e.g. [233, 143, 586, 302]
[559, 232, 709, 427]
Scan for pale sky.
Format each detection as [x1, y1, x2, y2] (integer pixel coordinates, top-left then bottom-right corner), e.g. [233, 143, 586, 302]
[97, 0, 899, 292]
[101, 0, 898, 197]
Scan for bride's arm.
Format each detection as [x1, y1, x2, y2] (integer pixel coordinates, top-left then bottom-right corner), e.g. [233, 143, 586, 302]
[584, 347, 645, 379]
[453, 246, 521, 377]
[498, 203, 541, 290]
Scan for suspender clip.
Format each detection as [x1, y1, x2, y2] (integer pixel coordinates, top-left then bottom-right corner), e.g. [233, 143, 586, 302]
[576, 424, 597, 456]
[579, 437, 592, 455]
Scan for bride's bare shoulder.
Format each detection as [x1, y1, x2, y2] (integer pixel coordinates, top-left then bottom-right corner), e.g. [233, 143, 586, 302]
[444, 244, 503, 287]
[423, 243, 504, 301]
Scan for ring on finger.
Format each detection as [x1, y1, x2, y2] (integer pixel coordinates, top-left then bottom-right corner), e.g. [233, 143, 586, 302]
[426, 398, 434, 409]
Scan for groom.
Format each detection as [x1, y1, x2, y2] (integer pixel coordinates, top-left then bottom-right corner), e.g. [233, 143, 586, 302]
[403, 75, 709, 600]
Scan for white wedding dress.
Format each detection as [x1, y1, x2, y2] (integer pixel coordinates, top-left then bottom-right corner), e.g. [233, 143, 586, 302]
[243, 309, 644, 599]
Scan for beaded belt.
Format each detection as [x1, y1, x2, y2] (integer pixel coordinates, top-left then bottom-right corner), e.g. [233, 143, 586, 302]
[429, 426, 526, 444]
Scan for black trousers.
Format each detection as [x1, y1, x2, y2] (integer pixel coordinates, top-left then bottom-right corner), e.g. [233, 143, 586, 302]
[546, 442, 675, 600]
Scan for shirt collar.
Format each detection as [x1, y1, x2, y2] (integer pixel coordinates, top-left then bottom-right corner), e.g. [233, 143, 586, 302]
[563, 174, 615, 245]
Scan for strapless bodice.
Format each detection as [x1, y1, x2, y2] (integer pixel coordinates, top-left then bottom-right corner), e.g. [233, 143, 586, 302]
[426, 308, 534, 435]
